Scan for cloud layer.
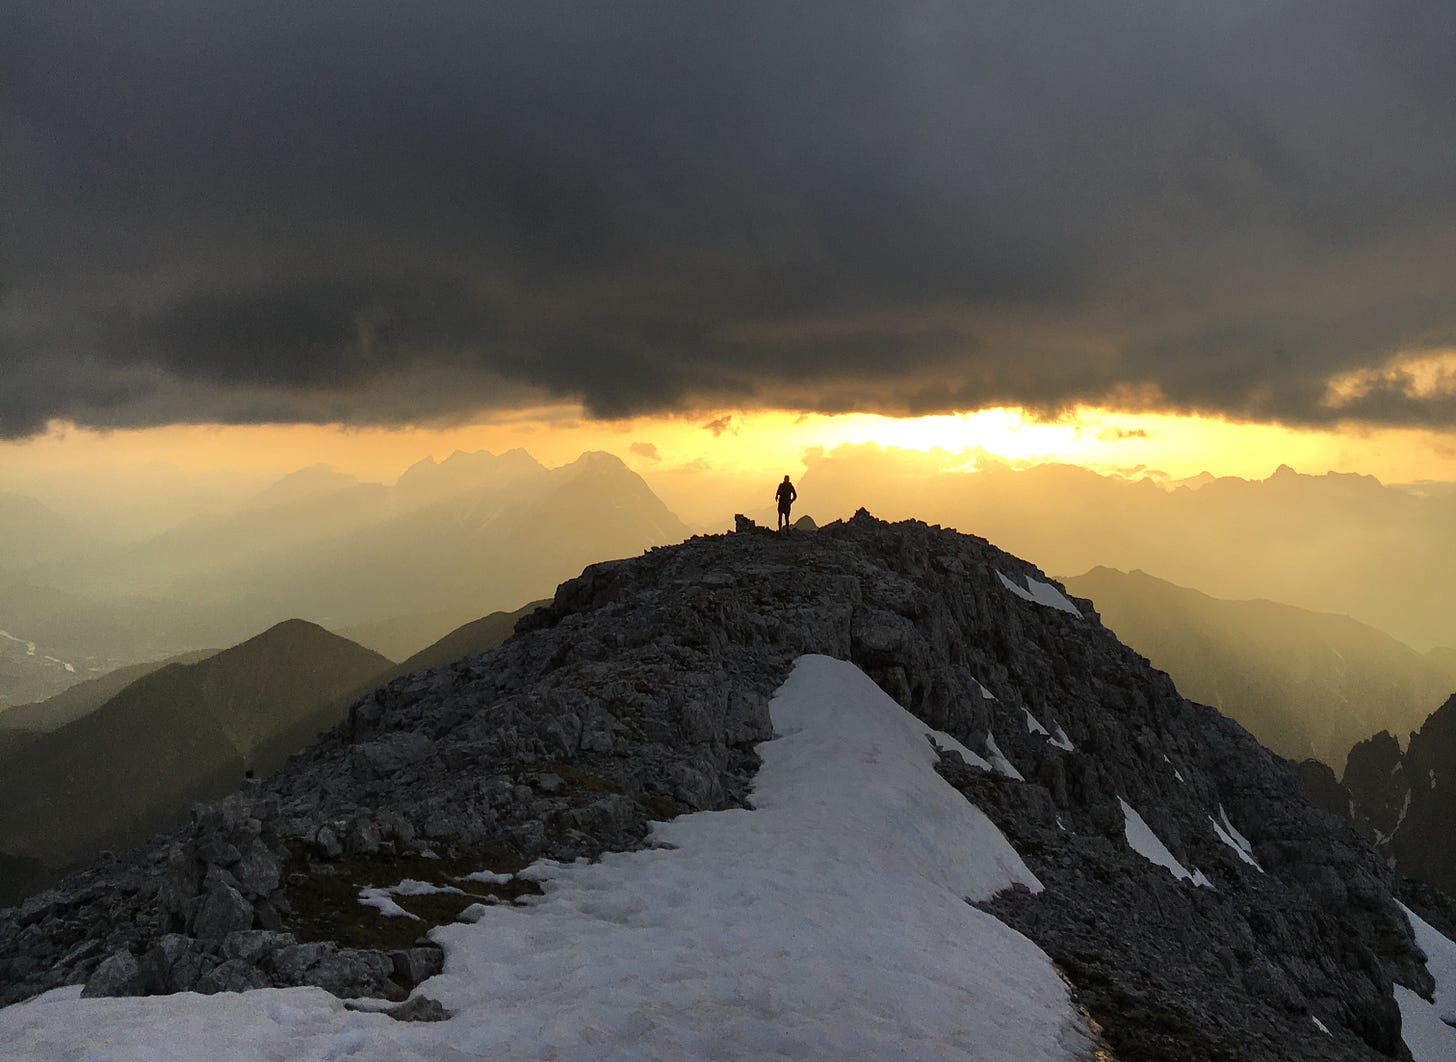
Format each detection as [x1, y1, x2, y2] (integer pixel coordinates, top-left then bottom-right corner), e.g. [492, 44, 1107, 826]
[6, 2, 1456, 436]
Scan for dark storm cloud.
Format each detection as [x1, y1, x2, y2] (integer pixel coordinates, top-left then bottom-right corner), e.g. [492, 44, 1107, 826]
[5, 1, 1456, 436]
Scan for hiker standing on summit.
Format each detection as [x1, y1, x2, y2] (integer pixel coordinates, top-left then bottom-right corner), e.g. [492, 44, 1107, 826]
[775, 475, 797, 531]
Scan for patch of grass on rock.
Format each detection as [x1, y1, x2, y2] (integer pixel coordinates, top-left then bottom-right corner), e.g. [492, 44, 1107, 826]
[281, 840, 540, 951]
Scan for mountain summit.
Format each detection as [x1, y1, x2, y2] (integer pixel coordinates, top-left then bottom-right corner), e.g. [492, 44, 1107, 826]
[1, 514, 1451, 1059]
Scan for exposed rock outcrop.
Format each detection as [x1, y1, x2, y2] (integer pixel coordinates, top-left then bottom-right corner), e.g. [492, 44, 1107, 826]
[1338, 694, 1456, 902]
[0, 513, 1438, 1059]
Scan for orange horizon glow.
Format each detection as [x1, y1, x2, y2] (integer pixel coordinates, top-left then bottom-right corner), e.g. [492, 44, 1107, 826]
[6, 405, 1456, 509]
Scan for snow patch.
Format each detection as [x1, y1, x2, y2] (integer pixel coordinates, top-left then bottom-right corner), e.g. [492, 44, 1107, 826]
[1120, 798, 1209, 887]
[975, 679, 997, 700]
[1209, 812, 1262, 873]
[356, 878, 467, 920]
[1216, 805, 1253, 855]
[1312, 1015, 1331, 1036]
[997, 571, 1082, 617]
[1398, 900, 1456, 1062]
[460, 870, 513, 886]
[356, 890, 417, 919]
[927, 729, 993, 771]
[1020, 707, 1074, 752]
[0, 630, 37, 656]
[984, 731, 1026, 781]
[1394, 789, 1413, 835]
[0, 655, 1088, 1060]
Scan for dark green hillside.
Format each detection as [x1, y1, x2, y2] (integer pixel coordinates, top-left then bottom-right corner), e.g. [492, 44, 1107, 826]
[0, 649, 216, 734]
[0, 620, 390, 877]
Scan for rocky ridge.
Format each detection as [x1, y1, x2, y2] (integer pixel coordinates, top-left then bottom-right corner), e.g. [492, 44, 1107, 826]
[1334, 695, 1456, 901]
[0, 513, 1441, 1059]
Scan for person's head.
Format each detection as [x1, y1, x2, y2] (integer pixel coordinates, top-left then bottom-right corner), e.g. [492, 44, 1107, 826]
[783, 475, 791, 483]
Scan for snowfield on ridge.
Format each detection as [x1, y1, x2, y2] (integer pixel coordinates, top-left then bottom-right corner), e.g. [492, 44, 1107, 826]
[0, 655, 1091, 1060]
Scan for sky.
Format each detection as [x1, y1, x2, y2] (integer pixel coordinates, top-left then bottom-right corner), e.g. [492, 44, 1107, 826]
[5, 2, 1456, 498]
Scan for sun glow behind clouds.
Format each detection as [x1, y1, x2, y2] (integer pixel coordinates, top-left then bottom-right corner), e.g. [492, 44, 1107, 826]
[7, 405, 1456, 518]
[1325, 349, 1456, 407]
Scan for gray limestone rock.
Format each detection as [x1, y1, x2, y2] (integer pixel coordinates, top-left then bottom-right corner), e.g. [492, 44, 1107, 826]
[192, 882, 254, 939]
[269, 942, 399, 1000]
[221, 930, 296, 964]
[196, 837, 242, 867]
[389, 946, 445, 987]
[351, 732, 434, 778]
[140, 933, 210, 994]
[343, 817, 383, 856]
[314, 824, 344, 859]
[195, 959, 273, 994]
[231, 839, 281, 898]
[81, 950, 147, 998]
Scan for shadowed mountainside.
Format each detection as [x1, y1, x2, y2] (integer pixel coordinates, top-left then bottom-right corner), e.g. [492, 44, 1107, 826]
[1062, 566, 1456, 766]
[0, 649, 217, 734]
[1337, 695, 1456, 900]
[0, 621, 390, 876]
[0, 596, 548, 903]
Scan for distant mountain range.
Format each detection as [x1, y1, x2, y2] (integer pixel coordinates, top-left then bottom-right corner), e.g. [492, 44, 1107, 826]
[0, 493, 100, 569]
[0, 449, 689, 708]
[1061, 567, 1456, 766]
[26, 450, 686, 630]
[796, 451, 1456, 651]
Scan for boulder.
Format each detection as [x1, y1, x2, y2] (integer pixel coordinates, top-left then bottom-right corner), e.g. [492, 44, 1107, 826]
[81, 950, 148, 998]
[192, 882, 254, 939]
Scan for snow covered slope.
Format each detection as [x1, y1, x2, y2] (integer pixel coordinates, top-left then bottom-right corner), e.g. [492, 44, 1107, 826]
[0, 656, 1091, 1059]
[1395, 901, 1456, 1060]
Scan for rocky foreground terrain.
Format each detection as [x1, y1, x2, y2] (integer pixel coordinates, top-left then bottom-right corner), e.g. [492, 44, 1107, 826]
[0, 512, 1448, 1059]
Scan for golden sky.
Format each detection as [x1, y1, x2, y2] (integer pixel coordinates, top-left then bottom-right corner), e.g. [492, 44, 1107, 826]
[6, 404, 1456, 528]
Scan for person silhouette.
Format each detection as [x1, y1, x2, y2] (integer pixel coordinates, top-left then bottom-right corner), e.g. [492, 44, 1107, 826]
[775, 475, 797, 531]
